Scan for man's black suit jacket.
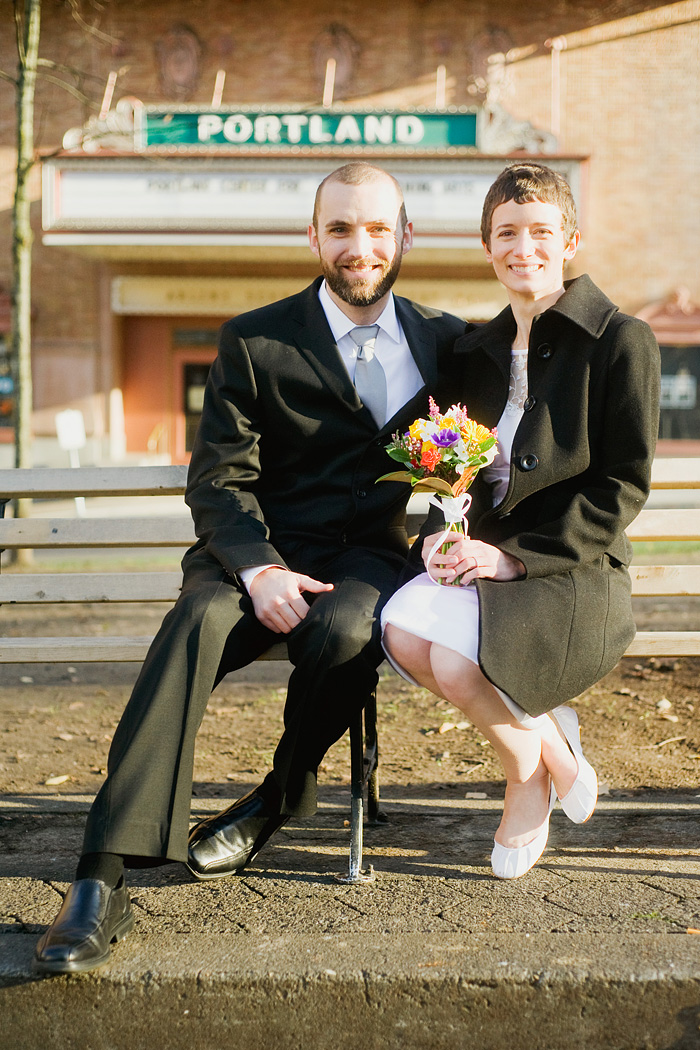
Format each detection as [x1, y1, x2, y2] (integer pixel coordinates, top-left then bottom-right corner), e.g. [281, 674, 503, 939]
[185, 277, 465, 582]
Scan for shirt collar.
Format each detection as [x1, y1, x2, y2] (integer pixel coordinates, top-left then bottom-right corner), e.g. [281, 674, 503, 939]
[318, 280, 401, 345]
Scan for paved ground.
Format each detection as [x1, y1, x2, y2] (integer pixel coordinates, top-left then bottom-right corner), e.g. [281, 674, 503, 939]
[2, 680, 700, 1049]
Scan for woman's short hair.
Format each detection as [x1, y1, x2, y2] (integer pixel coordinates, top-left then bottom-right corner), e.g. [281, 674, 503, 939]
[480, 163, 578, 246]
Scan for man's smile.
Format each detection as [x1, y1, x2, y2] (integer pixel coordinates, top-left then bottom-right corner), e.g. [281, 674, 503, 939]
[341, 260, 382, 274]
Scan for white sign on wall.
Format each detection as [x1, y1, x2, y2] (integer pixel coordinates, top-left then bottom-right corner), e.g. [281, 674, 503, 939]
[44, 164, 499, 234]
[660, 373, 697, 409]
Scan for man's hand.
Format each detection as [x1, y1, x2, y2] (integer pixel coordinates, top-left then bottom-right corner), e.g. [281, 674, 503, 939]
[422, 532, 525, 584]
[249, 567, 334, 633]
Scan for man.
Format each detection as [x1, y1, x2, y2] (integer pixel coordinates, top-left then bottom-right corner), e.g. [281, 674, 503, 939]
[35, 162, 465, 974]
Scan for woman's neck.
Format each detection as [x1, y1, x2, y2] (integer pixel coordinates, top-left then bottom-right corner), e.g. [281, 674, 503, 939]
[509, 285, 566, 350]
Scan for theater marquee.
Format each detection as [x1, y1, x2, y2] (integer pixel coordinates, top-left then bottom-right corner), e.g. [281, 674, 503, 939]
[135, 107, 479, 153]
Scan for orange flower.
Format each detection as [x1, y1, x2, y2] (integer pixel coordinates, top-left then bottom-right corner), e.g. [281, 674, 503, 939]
[420, 446, 441, 470]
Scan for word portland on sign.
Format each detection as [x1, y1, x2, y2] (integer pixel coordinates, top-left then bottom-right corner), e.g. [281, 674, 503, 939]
[137, 108, 478, 152]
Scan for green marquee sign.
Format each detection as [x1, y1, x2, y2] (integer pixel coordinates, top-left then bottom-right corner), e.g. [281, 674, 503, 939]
[136, 107, 478, 153]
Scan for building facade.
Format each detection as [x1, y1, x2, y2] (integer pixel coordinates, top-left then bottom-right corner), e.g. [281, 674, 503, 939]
[0, 0, 698, 464]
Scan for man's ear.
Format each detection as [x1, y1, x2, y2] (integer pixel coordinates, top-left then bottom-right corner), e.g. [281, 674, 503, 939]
[401, 221, 414, 255]
[308, 223, 320, 258]
[564, 229, 580, 260]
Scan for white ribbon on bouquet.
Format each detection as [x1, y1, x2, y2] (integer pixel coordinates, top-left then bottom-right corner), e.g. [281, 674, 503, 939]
[425, 493, 472, 586]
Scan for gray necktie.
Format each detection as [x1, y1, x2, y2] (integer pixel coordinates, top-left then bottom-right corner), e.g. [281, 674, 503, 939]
[350, 325, 387, 428]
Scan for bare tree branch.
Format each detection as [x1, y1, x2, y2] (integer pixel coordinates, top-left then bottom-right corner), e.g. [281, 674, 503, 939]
[37, 57, 104, 84]
[14, 0, 26, 66]
[0, 69, 19, 87]
[36, 71, 96, 107]
[67, 0, 116, 45]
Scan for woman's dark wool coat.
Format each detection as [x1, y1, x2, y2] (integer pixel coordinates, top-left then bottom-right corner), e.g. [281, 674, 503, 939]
[424, 274, 661, 715]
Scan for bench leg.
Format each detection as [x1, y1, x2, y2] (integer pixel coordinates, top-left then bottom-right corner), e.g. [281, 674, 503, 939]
[363, 690, 384, 825]
[335, 699, 378, 884]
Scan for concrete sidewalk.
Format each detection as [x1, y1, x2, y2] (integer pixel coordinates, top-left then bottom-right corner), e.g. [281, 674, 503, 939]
[2, 785, 700, 1049]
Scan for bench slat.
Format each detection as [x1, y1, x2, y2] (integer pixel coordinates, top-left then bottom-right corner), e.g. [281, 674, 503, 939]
[1, 508, 694, 547]
[0, 458, 697, 501]
[0, 465, 189, 500]
[0, 637, 156, 662]
[2, 631, 699, 662]
[625, 632, 700, 657]
[0, 458, 696, 523]
[0, 572, 183, 603]
[3, 566, 696, 601]
[650, 458, 700, 489]
[0, 517, 195, 548]
[0, 637, 291, 663]
[630, 564, 700, 595]
[8, 509, 687, 546]
[626, 508, 700, 542]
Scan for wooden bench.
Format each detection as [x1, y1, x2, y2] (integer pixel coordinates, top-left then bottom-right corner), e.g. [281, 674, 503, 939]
[623, 457, 700, 657]
[1, 458, 699, 879]
[0, 465, 379, 884]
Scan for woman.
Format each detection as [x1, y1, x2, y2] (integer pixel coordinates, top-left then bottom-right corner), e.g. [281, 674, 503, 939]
[382, 163, 660, 879]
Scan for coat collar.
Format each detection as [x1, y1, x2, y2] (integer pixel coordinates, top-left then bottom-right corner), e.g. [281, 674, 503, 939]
[544, 273, 619, 338]
[289, 277, 436, 433]
[455, 274, 619, 361]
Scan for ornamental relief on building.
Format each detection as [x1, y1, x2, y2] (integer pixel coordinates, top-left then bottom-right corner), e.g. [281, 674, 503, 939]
[312, 24, 361, 99]
[154, 24, 203, 101]
[62, 97, 138, 153]
[467, 25, 515, 99]
[637, 289, 700, 345]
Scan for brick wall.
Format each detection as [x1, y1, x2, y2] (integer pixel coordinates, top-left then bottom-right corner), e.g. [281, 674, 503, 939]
[0, 0, 697, 442]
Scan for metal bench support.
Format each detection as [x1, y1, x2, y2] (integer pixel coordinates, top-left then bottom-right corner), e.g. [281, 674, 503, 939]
[336, 692, 381, 884]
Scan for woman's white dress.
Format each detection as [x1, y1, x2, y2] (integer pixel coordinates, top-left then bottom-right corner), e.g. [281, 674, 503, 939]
[381, 349, 547, 728]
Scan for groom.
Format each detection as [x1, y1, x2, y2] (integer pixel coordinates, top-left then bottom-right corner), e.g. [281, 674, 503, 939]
[35, 161, 465, 973]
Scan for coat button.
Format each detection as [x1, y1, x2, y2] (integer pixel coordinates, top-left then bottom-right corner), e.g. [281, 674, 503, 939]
[523, 395, 537, 412]
[537, 343, 553, 359]
[517, 453, 539, 472]
[356, 489, 367, 498]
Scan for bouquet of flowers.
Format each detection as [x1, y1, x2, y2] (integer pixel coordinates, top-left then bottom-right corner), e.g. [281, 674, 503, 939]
[378, 398, 498, 583]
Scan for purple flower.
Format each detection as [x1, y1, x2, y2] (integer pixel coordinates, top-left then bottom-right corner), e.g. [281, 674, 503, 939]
[431, 428, 460, 448]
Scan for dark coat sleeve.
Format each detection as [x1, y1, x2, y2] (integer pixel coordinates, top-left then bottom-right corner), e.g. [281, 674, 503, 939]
[493, 316, 660, 578]
[185, 320, 289, 580]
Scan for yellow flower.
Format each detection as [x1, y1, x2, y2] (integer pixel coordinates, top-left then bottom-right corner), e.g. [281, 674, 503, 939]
[460, 419, 493, 444]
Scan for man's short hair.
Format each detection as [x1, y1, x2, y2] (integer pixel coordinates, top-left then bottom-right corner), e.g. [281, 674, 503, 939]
[312, 162, 408, 232]
[480, 162, 578, 246]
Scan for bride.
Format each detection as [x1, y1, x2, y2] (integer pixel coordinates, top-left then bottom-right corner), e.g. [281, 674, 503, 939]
[382, 162, 659, 879]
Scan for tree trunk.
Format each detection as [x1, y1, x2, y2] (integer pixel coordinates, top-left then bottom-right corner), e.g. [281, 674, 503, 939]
[11, 0, 41, 566]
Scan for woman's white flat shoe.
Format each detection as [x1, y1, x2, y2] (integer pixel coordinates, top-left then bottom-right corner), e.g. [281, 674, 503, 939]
[491, 784, 556, 880]
[551, 705, 598, 824]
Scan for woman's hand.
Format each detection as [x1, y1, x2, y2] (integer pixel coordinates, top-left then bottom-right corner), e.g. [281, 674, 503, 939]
[422, 532, 525, 584]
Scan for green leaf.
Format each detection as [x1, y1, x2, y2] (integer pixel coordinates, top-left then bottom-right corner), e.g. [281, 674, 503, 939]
[385, 447, 412, 464]
[409, 477, 454, 496]
[376, 470, 414, 484]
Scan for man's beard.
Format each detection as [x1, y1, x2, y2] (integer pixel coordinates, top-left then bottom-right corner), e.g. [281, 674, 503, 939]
[320, 251, 403, 307]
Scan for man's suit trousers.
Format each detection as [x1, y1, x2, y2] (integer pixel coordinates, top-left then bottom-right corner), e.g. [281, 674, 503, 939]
[81, 542, 403, 863]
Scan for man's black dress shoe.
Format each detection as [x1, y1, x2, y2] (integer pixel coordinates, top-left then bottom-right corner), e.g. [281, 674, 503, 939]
[34, 877, 134, 974]
[187, 788, 287, 880]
